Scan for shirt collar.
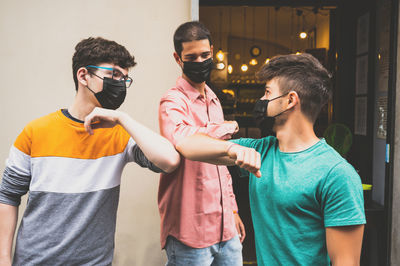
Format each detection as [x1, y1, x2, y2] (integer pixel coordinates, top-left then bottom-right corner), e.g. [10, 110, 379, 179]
[176, 76, 218, 103]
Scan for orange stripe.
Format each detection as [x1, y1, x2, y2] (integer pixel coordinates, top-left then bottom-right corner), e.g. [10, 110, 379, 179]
[15, 111, 131, 159]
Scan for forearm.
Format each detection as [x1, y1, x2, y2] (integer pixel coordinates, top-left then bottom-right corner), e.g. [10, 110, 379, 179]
[176, 133, 235, 164]
[0, 203, 18, 262]
[118, 112, 180, 173]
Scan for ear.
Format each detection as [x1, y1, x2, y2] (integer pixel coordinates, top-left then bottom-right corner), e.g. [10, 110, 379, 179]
[76, 67, 89, 87]
[173, 52, 182, 65]
[287, 91, 300, 109]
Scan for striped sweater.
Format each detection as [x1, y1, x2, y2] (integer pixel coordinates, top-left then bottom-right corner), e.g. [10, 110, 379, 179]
[0, 110, 161, 266]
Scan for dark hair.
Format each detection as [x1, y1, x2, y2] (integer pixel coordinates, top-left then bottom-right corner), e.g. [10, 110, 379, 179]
[72, 37, 136, 91]
[173, 21, 212, 57]
[256, 53, 332, 122]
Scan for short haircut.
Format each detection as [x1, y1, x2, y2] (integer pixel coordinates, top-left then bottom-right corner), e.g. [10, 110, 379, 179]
[256, 53, 332, 122]
[72, 37, 136, 91]
[173, 21, 212, 57]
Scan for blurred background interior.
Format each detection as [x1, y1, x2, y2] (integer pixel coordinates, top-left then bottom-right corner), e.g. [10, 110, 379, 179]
[200, 0, 394, 265]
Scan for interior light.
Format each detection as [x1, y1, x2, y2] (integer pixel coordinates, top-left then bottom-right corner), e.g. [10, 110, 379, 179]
[296, 52, 301, 55]
[228, 64, 233, 74]
[216, 62, 225, 70]
[241, 64, 248, 72]
[216, 49, 224, 61]
[249, 58, 258, 65]
[299, 32, 307, 39]
[265, 58, 270, 64]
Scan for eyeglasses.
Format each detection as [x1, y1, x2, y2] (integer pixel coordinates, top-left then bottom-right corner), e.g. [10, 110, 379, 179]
[86, 65, 133, 88]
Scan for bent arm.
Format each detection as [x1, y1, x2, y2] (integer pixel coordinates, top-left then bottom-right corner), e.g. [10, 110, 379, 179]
[159, 96, 238, 146]
[84, 108, 180, 173]
[326, 225, 364, 266]
[117, 112, 180, 173]
[0, 203, 17, 264]
[176, 133, 236, 163]
[176, 134, 261, 177]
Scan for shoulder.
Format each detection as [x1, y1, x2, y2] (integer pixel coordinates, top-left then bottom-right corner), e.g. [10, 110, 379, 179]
[160, 87, 188, 102]
[159, 88, 190, 110]
[25, 111, 60, 130]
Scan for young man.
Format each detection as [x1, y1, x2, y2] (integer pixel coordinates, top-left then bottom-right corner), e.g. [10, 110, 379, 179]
[0, 37, 180, 266]
[158, 21, 245, 266]
[176, 53, 366, 266]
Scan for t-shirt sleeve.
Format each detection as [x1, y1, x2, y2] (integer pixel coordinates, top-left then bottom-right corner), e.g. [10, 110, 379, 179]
[0, 126, 32, 206]
[125, 138, 163, 173]
[229, 137, 260, 149]
[321, 161, 366, 227]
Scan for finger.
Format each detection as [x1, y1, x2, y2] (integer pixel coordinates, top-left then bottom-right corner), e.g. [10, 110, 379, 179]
[84, 115, 94, 135]
[242, 148, 250, 169]
[235, 149, 244, 167]
[255, 170, 262, 178]
[256, 151, 261, 171]
[240, 222, 246, 242]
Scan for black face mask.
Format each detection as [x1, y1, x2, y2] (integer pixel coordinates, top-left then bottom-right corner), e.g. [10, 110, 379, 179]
[182, 58, 213, 83]
[87, 77, 127, 110]
[253, 94, 288, 135]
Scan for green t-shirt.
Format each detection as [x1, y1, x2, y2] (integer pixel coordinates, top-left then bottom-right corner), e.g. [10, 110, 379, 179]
[230, 137, 366, 266]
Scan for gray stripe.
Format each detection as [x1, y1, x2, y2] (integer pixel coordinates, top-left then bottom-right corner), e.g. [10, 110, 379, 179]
[0, 166, 31, 206]
[13, 186, 120, 266]
[130, 144, 163, 173]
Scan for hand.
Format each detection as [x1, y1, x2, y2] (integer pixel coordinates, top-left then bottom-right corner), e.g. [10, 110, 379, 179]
[84, 107, 123, 135]
[234, 212, 246, 243]
[224, 121, 239, 134]
[227, 144, 261, 177]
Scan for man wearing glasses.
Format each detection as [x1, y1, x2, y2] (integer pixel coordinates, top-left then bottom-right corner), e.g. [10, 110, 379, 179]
[0, 37, 180, 266]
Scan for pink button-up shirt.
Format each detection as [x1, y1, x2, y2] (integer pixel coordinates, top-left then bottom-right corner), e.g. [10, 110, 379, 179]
[158, 77, 238, 249]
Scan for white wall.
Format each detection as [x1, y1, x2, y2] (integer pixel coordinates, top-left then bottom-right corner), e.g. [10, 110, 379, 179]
[0, 0, 191, 265]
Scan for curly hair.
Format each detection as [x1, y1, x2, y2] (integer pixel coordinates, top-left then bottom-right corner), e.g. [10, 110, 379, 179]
[256, 53, 332, 122]
[72, 37, 136, 90]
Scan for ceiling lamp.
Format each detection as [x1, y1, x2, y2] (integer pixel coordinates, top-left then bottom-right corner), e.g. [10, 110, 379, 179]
[216, 9, 225, 62]
[249, 58, 258, 65]
[296, 51, 301, 55]
[299, 32, 307, 39]
[216, 62, 225, 70]
[228, 64, 233, 74]
[265, 58, 270, 64]
[216, 49, 224, 61]
[241, 64, 248, 72]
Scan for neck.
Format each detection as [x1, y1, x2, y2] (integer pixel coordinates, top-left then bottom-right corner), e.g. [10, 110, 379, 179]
[275, 113, 320, 152]
[68, 87, 98, 121]
[182, 74, 206, 97]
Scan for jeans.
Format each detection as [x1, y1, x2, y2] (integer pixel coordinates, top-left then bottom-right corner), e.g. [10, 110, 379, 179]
[165, 235, 243, 266]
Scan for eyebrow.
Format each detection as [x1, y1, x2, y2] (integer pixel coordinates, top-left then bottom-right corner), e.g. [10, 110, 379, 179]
[184, 51, 211, 57]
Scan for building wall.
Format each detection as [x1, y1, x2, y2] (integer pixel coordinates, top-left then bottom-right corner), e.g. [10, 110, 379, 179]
[0, 0, 191, 265]
[391, 1, 400, 263]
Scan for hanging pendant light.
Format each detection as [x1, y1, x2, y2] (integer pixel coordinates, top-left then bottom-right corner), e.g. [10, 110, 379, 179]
[216, 9, 224, 62]
[228, 64, 233, 74]
[241, 7, 248, 72]
[249, 7, 258, 66]
[249, 58, 258, 65]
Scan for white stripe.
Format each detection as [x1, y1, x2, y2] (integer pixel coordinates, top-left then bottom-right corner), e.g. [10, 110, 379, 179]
[125, 138, 137, 162]
[6, 146, 31, 176]
[30, 152, 126, 193]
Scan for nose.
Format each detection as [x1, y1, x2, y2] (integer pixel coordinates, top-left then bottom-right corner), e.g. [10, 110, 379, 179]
[260, 95, 267, 100]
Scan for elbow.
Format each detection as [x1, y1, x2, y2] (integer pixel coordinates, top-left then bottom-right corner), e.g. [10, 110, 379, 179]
[162, 152, 181, 173]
